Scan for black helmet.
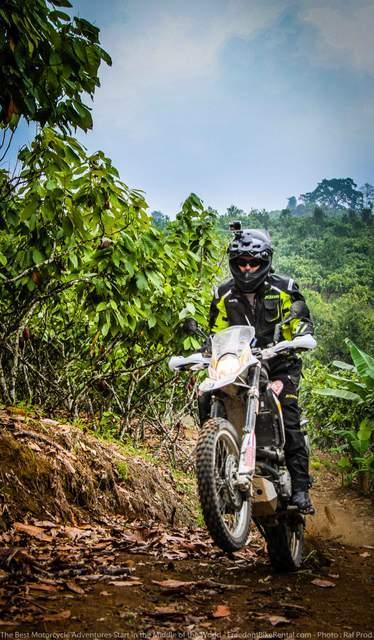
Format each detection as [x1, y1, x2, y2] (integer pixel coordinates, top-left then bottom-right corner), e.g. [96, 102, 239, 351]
[228, 228, 273, 292]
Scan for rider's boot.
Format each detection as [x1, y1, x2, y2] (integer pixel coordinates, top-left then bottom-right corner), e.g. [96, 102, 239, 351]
[291, 489, 315, 514]
[286, 444, 315, 514]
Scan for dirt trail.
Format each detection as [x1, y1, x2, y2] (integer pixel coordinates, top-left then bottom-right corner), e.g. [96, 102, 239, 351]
[0, 495, 373, 637]
[10, 543, 372, 637]
[0, 415, 372, 637]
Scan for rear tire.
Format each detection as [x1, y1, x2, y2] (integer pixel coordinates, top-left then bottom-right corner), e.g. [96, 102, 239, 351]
[264, 517, 304, 572]
[196, 418, 251, 552]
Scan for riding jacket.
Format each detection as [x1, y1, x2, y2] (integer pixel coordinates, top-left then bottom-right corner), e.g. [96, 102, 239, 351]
[209, 273, 314, 350]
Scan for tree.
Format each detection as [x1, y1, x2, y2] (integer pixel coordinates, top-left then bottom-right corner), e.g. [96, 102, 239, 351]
[361, 208, 373, 224]
[300, 178, 363, 211]
[226, 205, 245, 218]
[360, 184, 374, 209]
[0, 0, 111, 136]
[313, 205, 325, 225]
[294, 203, 306, 216]
[151, 210, 170, 229]
[280, 208, 291, 221]
[287, 196, 297, 211]
[0, 0, 223, 422]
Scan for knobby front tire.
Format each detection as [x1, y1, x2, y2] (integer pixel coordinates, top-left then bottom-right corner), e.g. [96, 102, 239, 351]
[196, 418, 251, 552]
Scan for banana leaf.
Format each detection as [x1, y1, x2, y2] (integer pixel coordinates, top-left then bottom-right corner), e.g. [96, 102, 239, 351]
[314, 388, 361, 401]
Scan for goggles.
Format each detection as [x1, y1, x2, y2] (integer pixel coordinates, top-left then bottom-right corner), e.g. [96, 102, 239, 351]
[235, 257, 263, 268]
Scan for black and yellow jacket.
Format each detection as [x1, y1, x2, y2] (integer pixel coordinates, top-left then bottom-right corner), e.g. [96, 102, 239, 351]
[209, 273, 314, 349]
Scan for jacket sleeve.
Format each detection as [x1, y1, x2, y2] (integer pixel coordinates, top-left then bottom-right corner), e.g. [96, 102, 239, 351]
[281, 280, 314, 339]
[209, 288, 230, 333]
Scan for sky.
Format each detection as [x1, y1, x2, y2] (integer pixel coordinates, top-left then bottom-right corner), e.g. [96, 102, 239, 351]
[13, 0, 374, 216]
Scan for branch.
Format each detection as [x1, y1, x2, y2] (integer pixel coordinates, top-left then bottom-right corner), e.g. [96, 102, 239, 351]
[4, 241, 57, 284]
[0, 130, 15, 162]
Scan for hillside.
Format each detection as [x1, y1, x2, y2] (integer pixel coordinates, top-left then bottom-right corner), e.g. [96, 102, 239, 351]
[0, 409, 196, 530]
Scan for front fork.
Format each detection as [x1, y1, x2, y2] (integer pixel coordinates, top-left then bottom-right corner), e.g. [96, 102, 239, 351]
[237, 363, 261, 491]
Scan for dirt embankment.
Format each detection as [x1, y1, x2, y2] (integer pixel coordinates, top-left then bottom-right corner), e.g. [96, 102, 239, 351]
[0, 409, 196, 531]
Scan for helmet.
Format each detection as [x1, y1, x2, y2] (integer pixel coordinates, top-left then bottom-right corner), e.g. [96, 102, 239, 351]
[228, 228, 273, 292]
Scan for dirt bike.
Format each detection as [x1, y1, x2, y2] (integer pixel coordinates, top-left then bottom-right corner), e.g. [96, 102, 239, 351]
[169, 307, 316, 572]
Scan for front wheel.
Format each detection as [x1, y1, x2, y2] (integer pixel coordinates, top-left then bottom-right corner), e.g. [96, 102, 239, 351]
[196, 418, 251, 552]
[263, 517, 304, 572]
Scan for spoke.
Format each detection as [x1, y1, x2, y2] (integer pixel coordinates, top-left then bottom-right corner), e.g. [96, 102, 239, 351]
[212, 430, 245, 536]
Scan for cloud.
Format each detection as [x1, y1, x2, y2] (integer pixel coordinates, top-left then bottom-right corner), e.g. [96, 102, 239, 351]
[301, 2, 374, 75]
[93, 0, 288, 135]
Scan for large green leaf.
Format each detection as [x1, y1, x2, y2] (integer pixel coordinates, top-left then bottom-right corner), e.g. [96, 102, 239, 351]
[358, 417, 374, 441]
[346, 339, 374, 380]
[332, 360, 355, 371]
[325, 374, 368, 399]
[314, 388, 362, 402]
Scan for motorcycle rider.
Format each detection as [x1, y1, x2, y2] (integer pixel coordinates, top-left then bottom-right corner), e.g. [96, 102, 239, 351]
[199, 228, 315, 514]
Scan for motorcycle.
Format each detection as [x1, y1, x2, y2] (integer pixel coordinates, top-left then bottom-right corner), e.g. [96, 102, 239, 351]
[169, 305, 316, 572]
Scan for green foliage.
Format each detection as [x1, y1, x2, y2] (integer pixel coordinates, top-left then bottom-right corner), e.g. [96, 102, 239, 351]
[151, 210, 170, 230]
[0, 126, 221, 420]
[315, 339, 374, 406]
[0, 0, 111, 132]
[309, 341, 374, 486]
[0, 0, 372, 479]
[300, 178, 363, 211]
[115, 460, 129, 481]
[218, 205, 374, 364]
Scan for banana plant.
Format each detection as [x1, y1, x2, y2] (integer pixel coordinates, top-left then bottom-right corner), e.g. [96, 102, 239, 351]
[316, 339, 374, 404]
[315, 339, 374, 488]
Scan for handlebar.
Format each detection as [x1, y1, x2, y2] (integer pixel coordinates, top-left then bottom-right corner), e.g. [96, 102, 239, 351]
[168, 353, 211, 371]
[169, 334, 316, 371]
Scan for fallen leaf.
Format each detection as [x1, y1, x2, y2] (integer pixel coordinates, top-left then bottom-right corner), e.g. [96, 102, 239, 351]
[28, 583, 60, 592]
[311, 579, 336, 588]
[28, 442, 42, 452]
[62, 527, 92, 540]
[100, 591, 110, 596]
[280, 602, 308, 614]
[33, 520, 58, 528]
[13, 523, 53, 542]
[108, 580, 142, 587]
[66, 581, 85, 595]
[0, 570, 8, 583]
[269, 615, 291, 627]
[328, 574, 340, 579]
[148, 606, 185, 619]
[41, 418, 60, 426]
[43, 610, 71, 622]
[151, 579, 196, 591]
[212, 604, 231, 618]
[360, 552, 370, 558]
[7, 407, 26, 416]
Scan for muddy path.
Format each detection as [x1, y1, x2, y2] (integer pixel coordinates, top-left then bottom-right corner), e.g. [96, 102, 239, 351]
[0, 507, 373, 638]
[9, 543, 372, 637]
[0, 426, 373, 638]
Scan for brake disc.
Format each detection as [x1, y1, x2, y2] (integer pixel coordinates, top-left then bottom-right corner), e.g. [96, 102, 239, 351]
[224, 454, 242, 510]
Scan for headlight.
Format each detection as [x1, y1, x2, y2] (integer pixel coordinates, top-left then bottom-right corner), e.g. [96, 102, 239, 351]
[215, 354, 241, 380]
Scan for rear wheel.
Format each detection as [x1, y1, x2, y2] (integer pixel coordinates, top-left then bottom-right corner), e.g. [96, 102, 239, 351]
[263, 517, 304, 572]
[196, 418, 251, 552]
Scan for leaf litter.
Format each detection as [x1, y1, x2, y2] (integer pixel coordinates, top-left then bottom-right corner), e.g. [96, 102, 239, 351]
[0, 415, 373, 634]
